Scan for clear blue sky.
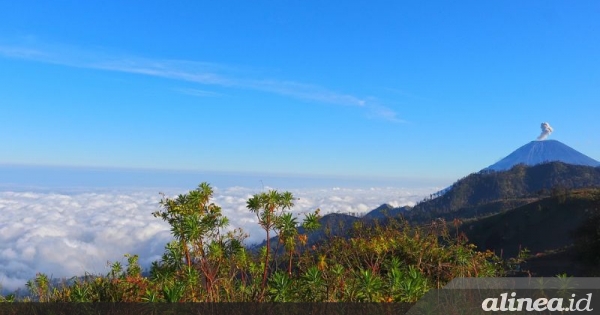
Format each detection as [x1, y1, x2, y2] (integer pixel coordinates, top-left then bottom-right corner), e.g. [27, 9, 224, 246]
[1, 1, 599, 184]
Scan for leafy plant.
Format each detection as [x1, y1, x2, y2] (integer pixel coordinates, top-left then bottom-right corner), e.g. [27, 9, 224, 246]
[267, 271, 294, 302]
[247, 190, 294, 300]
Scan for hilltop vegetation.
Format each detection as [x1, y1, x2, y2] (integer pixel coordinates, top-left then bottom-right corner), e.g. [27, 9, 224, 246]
[408, 162, 600, 222]
[0, 183, 501, 303]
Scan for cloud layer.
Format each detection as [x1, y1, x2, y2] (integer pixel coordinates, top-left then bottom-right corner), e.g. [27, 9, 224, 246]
[0, 185, 434, 292]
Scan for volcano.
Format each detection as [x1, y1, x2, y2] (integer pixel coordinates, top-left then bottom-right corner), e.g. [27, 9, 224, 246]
[485, 140, 600, 171]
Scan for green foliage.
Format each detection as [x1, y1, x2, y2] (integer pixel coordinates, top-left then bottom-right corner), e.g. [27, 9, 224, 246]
[353, 269, 383, 302]
[0, 293, 15, 303]
[302, 209, 322, 232]
[246, 190, 295, 300]
[267, 271, 294, 302]
[151, 182, 240, 301]
[25, 273, 50, 302]
[298, 266, 325, 301]
[393, 266, 429, 303]
[13, 182, 505, 303]
[161, 282, 185, 302]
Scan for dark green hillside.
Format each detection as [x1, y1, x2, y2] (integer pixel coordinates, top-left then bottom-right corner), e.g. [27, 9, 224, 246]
[408, 162, 600, 222]
[426, 198, 536, 223]
[257, 204, 409, 250]
[300, 212, 360, 243]
[363, 204, 410, 220]
[462, 189, 600, 258]
[460, 189, 600, 277]
[304, 204, 411, 242]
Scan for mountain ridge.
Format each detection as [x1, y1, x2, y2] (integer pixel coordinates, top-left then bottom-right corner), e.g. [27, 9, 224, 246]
[406, 161, 600, 222]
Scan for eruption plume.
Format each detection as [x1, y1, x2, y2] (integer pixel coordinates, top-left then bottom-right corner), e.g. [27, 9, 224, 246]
[537, 122, 553, 140]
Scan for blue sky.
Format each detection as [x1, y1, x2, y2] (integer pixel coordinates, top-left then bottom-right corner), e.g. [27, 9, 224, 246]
[1, 1, 599, 186]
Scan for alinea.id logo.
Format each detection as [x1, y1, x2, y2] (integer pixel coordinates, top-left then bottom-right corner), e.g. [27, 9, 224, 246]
[482, 292, 593, 312]
[406, 278, 600, 315]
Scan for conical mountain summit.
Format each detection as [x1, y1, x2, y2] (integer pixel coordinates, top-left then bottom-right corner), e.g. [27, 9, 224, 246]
[485, 139, 600, 171]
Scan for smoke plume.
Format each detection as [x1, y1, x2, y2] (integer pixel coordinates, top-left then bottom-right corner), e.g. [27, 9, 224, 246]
[537, 122, 554, 140]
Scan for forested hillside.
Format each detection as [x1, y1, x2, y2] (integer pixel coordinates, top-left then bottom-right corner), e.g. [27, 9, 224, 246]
[408, 162, 600, 222]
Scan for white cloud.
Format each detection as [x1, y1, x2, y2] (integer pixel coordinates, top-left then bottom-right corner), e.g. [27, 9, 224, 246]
[0, 40, 402, 122]
[0, 185, 435, 292]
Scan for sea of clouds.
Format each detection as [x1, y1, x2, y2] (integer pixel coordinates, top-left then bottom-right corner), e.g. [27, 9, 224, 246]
[0, 184, 436, 292]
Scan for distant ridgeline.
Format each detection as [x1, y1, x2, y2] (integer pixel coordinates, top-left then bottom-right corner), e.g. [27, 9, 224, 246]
[257, 139, 600, 276]
[261, 162, 600, 248]
[252, 203, 411, 251]
[407, 162, 600, 222]
[276, 139, 600, 277]
[406, 139, 600, 222]
[258, 162, 600, 250]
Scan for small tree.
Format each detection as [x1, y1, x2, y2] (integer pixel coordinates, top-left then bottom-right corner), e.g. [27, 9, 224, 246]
[278, 209, 322, 276]
[246, 190, 294, 300]
[152, 182, 231, 301]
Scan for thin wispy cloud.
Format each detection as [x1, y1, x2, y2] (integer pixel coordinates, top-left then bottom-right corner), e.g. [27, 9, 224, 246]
[92, 58, 235, 86]
[383, 87, 434, 103]
[243, 79, 367, 107]
[366, 103, 407, 123]
[0, 46, 46, 59]
[0, 40, 403, 122]
[174, 88, 224, 98]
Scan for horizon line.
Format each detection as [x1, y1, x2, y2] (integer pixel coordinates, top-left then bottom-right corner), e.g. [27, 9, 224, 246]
[0, 162, 452, 184]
